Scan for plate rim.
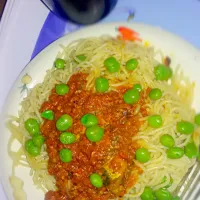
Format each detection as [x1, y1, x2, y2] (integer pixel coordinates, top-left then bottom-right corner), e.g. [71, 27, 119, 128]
[1, 21, 200, 200]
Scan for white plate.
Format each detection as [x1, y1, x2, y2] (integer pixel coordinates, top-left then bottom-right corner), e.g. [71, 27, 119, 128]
[1, 22, 200, 200]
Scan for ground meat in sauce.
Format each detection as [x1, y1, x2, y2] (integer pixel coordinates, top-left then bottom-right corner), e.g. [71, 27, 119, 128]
[40, 73, 149, 200]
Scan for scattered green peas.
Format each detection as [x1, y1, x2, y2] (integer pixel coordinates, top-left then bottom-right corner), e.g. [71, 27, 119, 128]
[148, 115, 163, 128]
[140, 187, 155, 200]
[59, 149, 72, 163]
[59, 132, 76, 144]
[160, 134, 175, 148]
[81, 114, 98, 128]
[32, 134, 45, 148]
[90, 173, 103, 188]
[126, 58, 138, 71]
[149, 88, 162, 100]
[136, 148, 151, 163]
[55, 58, 65, 69]
[155, 188, 172, 200]
[41, 110, 54, 120]
[25, 139, 41, 157]
[76, 55, 86, 61]
[95, 77, 109, 93]
[123, 89, 140, 104]
[167, 147, 184, 159]
[56, 84, 69, 95]
[176, 121, 194, 135]
[154, 64, 173, 81]
[86, 125, 104, 142]
[194, 113, 200, 126]
[104, 56, 120, 73]
[184, 142, 198, 158]
[56, 114, 73, 131]
[25, 118, 40, 136]
[133, 84, 142, 92]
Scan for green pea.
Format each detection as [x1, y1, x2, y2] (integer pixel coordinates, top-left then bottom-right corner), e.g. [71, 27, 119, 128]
[95, 77, 109, 93]
[59, 149, 72, 163]
[194, 113, 200, 126]
[148, 115, 163, 128]
[176, 121, 194, 135]
[41, 110, 54, 120]
[76, 55, 86, 61]
[59, 132, 76, 144]
[86, 125, 104, 142]
[104, 56, 120, 73]
[149, 88, 162, 100]
[136, 148, 151, 163]
[55, 58, 65, 69]
[123, 89, 140, 104]
[184, 142, 198, 158]
[81, 114, 98, 128]
[32, 134, 45, 148]
[56, 114, 73, 131]
[133, 84, 142, 92]
[154, 64, 173, 81]
[25, 139, 41, 157]
[140, 187, 155, 200]
[25, 118, 40, 136]
[55, 84, 69, 95]
[155, 188, 172, 200]
[167, 147, 184, 159]
[126, 58, 138, 71]
[90, 173, 103, 188]
[160, 134, 175, 148]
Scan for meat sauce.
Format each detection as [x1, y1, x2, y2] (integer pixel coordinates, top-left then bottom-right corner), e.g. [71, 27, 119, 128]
[40, 73, 148, 200]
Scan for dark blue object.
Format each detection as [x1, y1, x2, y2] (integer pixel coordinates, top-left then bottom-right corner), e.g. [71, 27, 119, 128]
[41, 0, 118, 24]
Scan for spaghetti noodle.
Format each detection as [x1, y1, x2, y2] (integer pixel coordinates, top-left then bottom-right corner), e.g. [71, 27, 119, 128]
[7, 36, 199, 200]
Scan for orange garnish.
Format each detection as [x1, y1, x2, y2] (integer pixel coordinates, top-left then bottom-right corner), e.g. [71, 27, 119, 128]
[117, 26, 142, 42]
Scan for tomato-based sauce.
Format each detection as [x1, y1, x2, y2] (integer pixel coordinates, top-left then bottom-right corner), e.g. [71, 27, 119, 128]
[40, 73, 149, 200]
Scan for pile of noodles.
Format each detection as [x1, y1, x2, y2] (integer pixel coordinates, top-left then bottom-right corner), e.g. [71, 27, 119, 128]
[7, 36, 199, 200]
